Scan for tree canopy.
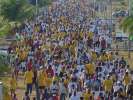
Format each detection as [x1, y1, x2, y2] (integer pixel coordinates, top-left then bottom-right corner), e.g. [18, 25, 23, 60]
[0, 0, 35, 36]
[38, 0, 52, 7]
[0, 0, 35, 22]
[120, 16, 133, 34]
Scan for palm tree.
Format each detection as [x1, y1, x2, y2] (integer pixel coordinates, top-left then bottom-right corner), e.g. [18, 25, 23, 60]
[120, 16, 133, 58]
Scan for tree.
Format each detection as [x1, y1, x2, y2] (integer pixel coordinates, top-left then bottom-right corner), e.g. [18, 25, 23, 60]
[0, 16, 14, 36]
[120, 16, 133, 58]
[38, 0, 52, 7]
[0, 0, 35, 22]
[0, 0, 35, 36]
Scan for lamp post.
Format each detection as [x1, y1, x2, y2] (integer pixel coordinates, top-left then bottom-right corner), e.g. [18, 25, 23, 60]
[128, 0, 131, 58]
[36, 0, 38, 15]
[129, 0, 131, 16]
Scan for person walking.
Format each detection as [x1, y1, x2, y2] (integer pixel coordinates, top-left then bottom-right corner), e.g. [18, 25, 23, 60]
[24, 69, 34, 95]
[10, 74, 17, 97]
[127, 80, 133, 100]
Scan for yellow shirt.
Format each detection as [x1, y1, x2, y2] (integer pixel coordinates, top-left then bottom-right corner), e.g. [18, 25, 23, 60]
[64, 78, 69, 87]
[60, 16, 65, 21]
[111, 74, 116, 82]
[80, 32, 83, 38]
[83, 92, 93, 100]
[123, 75, 131, 86]
[105, 54, 109, 61]
[91, 52, 97, 61]
[16, 47, 19, 55]
[86, 63, 95, 75]
[35, 26, 39, 32]
[21, 51, 27, 60]
[103, 79, 113, 92]
[46, 78, 53, 87]
[10, 78, 17, 90]
[25, 71, 34, 84]
[70, 45, 75, 56]
[88, 32, 93, 39]
[38, 71, 47, 87]
[99, 55, 107, 62]
[107, 53, 113, 61]
[4, 92, 12, 100]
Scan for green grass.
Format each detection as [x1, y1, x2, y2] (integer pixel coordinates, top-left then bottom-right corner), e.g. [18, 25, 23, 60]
[0, 66, 11, 74]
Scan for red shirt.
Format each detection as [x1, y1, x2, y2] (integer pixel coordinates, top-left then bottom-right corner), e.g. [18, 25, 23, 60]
[46, 68, 54, 78]
[27, 61, 32, 70]
[101, 39, 106, 49]
[52, 96, 59, 100]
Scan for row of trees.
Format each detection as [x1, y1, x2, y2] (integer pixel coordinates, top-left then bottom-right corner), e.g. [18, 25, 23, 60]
[120, 0, 133, 58]
[120, 16, 133, 58]
[0, 0, 52, 36]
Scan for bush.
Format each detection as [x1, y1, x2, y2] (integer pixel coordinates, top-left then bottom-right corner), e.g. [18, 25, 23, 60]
[0, 54, 11, 75]
[0, 66, 11, 75]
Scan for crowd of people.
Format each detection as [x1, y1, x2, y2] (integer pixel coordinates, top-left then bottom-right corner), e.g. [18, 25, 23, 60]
[7, 0, 133, 100]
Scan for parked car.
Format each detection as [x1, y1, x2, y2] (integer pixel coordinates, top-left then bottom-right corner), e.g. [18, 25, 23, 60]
[115, 32, 128, 41]
[112, 10, 128, 18]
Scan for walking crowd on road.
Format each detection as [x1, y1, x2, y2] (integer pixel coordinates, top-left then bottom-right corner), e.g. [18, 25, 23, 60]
[7, 0, 133, 100]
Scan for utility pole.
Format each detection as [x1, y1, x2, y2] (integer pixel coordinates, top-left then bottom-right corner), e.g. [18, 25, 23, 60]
[36, 0, 38, 15]
[110, 0, 113, 32]
[129, 0, 131, 16]
[110, 0, 112, 20]
[128, 0, 131, 58]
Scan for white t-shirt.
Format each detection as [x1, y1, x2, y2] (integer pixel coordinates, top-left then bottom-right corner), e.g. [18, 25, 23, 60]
[76, 65, 85, 72]
[68, 82, 77, 93]
[113, 84, 121, 92]
[106, 37, 112, 44]
[70, 94, 80, 100]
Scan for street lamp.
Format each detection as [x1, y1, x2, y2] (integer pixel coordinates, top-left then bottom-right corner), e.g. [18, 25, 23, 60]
[36, 0, 38, 15]
[128, 0, 131, 58]
[129, 0, 131, 16]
